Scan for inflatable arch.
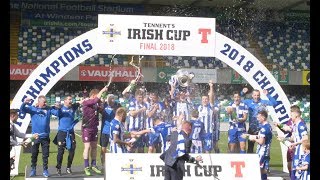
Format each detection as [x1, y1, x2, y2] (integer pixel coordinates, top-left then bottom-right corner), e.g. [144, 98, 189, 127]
[10, 16, 291, 175]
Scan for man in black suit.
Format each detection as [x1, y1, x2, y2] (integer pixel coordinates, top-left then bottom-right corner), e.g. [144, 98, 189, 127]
[160, 120, 203, 180]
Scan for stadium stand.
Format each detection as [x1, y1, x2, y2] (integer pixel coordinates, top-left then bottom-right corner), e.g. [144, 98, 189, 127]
[17, 26, 130, 65]
[17, 18, 253, 69]
[254, 21, 310, 70]
[16, 17, 310, 71]
[10, 11, 21, 64]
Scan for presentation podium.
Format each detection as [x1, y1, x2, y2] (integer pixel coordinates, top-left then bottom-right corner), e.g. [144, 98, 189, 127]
[23, 165, 289, 180]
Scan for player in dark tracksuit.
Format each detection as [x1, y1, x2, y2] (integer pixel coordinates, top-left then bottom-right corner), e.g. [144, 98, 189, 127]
[20, 95, 60, 178]
[54, 95, 81, 176]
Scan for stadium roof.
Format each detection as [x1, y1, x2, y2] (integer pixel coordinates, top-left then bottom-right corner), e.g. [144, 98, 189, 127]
[98, 0, 310, 11]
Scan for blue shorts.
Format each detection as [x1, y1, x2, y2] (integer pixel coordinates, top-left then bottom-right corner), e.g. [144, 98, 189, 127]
[203, 133, 213, 152]
[228, 128, 238, 144]
[237, 131, 246, 143]
[229, 128, 247, 144]
[259, 156, 270, 170]
[148, 132, 160, 146]
[100, 133, 110, 147]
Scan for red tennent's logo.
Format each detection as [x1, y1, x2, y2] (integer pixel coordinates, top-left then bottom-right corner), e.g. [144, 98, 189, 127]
[280, 70, 287, 80]
[234, 71, 240, 79]
[231, 161, 245, 177]
[198, 28, 211, 43]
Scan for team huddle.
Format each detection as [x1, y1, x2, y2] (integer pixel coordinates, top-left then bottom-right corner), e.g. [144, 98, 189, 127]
[9, 79, 310, 180]
[101, 80, 220, 157]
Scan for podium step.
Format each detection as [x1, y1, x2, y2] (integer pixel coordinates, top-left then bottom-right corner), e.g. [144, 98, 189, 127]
[25, 165, 104, 180]
[23, 165, 288, 180]
[268, 169, 290, 180]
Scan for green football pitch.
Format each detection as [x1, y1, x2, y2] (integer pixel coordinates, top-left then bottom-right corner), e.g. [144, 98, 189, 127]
[11, 130, 286, 180]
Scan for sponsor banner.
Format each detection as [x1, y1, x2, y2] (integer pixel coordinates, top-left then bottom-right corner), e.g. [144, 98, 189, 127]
[156, 67, 177, 83]
[97, 14, 216, 57]
[10, 1, 145, 14]
[22, 10, 98, 21]
[278, 70, 289, 84]
[29, 19, 97, 28]
[302, 70, 310, 85]
[105, 153, 261, 180]
[272, 69, 289, 84]
[10, 64, 67, 80]
[79, 66, 138, 82]
[271, 70, 279, 83]
[231, 69, 244, 84]
[285, 10, 310, 22]
[180, 68, 217, 83]
[10, 64, 37, 80]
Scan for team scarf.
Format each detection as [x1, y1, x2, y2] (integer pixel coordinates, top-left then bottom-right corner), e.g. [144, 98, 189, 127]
[173, 131, 186, 159]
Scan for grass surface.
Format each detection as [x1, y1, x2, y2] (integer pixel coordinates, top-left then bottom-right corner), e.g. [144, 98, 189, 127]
[12, 130, 285, 179]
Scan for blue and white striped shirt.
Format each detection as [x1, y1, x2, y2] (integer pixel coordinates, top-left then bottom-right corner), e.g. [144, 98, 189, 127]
[295, 152, 310, 180]
[228, 101, 248, 131]
[172, 100, 193, 123]
[293, 120, 308, 170]
[109, 118, 127, 153]
[198, 104, 215, 134]
[128, 100, 147, 131]
[146, 102, 164, 129]
[190, 119, 205, 141]
[175, 131, 186, 158]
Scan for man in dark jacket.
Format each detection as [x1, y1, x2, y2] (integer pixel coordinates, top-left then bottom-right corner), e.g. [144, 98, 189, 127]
[160, 120, 203, 180]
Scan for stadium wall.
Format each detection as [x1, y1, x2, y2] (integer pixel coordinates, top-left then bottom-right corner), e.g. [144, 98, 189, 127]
[288, 71, 303, 85]
[217, 69, 232, 84]
[63, 66, 79, 81]
[10, 65, 310, 85]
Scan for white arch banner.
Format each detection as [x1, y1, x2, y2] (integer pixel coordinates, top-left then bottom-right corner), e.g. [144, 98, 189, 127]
[10, 15, 291, 175]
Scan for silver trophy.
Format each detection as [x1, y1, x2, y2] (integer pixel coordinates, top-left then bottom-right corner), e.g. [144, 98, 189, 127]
[169, 69, 195, 88]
